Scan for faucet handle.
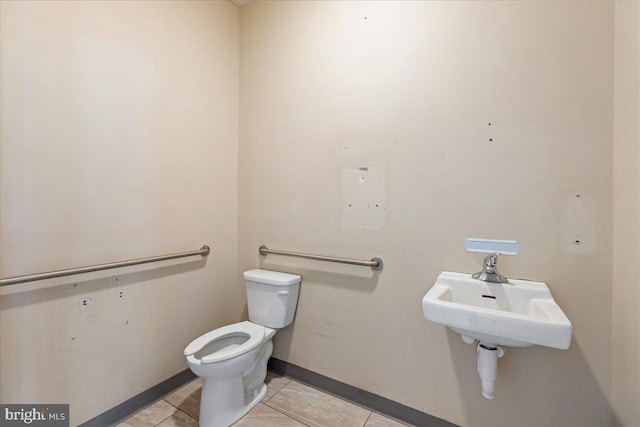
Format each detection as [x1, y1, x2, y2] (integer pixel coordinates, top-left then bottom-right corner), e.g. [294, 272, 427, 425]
[473, 253, 508, 283]
[483, 253, 500, 269]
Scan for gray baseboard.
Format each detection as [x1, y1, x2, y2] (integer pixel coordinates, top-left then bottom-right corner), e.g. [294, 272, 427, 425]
[79, 369, 196, 427]
[80, 358, 457, 427]
[268, 358, 458, 427]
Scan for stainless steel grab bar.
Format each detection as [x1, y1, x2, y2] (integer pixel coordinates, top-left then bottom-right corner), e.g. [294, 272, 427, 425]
[0, 245, 210, 287]
[259, 245, 383, 271]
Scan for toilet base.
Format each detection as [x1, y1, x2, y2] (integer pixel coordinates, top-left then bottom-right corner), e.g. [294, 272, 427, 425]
[197, 339, 273, 427]
[199, 380, 266, 427]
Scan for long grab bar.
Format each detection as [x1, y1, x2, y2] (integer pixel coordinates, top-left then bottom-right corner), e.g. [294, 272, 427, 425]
[0, 245, 210, 287]
[259, 245, 383, 271]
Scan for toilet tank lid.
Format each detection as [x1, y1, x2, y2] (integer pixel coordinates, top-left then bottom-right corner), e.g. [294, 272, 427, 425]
[244, 269, 301, 285]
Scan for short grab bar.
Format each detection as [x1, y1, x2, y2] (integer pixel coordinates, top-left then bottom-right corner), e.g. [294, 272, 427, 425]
[259, 245, 383, 271]
[0, 245, 210, 287]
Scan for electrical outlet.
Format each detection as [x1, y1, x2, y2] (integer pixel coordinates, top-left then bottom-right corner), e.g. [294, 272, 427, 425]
[80, 297, 92, 308]
[116, 289, 128, 300]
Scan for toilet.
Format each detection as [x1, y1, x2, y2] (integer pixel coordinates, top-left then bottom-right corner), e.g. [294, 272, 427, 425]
[184, 269, 302, 427]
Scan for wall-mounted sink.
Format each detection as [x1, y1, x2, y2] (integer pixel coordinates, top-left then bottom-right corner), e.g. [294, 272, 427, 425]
[422, 271, 572, 399]
[422, 271, 572, 349]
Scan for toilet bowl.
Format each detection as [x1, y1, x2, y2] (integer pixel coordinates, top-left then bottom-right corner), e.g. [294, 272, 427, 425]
[184, 269, 301, 427]
[185, 321, 276, 426]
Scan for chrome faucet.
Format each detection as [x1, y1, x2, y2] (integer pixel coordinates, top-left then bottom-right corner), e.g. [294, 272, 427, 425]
[472, 253, 509, 283]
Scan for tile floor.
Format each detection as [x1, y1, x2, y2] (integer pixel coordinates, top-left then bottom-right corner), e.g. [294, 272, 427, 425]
[118, 372, 408, 427]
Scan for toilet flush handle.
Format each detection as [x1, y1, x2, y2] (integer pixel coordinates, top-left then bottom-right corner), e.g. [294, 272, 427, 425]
[277, 290, 290, 296]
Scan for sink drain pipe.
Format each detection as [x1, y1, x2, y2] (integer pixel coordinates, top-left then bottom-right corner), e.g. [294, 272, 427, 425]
[477, 343, 504, 399]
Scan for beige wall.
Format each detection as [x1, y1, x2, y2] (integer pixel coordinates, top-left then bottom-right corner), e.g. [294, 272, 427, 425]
[239, 2, 615, 426]
[0, 1, 240, 425]
[3, 1, 636, 426]
[612, 1, 640, 426]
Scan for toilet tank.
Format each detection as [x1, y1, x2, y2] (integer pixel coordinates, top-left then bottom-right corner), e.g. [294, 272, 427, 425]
[244, 269, 301, 329]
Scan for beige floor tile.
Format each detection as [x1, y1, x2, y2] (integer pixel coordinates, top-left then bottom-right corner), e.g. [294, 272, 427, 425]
[117, 400, 178, 427]
[156, 410, 198, 427]
[364, 412, 409, 427]
[164, 378, 203, 420]
[232, 403, 307, 426]
[264, 372, 291, 401]
[266, 381, 371, 427]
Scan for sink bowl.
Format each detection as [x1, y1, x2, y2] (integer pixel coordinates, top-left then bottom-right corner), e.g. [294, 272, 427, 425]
[422, 271, 572, 349]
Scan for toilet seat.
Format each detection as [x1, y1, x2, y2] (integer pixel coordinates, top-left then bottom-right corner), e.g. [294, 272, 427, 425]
[184, 321, 274, 364]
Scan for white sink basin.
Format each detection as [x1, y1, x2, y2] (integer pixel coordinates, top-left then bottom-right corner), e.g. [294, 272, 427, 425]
[422, 271, 572, 349]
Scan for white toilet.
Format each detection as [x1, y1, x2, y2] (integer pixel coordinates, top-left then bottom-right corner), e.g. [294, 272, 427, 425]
[184, 269, 302, 427]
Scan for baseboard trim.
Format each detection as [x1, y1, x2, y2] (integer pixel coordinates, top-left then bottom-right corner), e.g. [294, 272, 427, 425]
[80, 359, 457, 427]
[267, 358, 457, 427]
[79, 369, 196, 427]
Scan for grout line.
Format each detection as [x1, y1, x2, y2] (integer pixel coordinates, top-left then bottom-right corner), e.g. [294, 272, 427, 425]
[313, 380, 399, 425]
[120, 400, 179, 427]
[262, 403, 313, 427]
[363, 411, 373, 427]
[180, 409, 197, 423]
[162, 398, 181, 411]
[152, 408, 178, 427]
[127, 371, 389, 427]
[263, 373, 292, 403]
[160, 401, 183, 426]
[281, 376, 374, 415]
[279, 377, 292, 389]
[264, 379, 372, 427]
[81, 368, 197, 427]
[267, 359, 444, 427]
[169, 410, 197, 426]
